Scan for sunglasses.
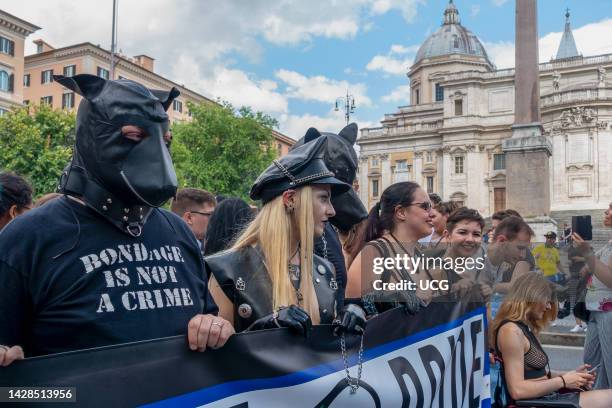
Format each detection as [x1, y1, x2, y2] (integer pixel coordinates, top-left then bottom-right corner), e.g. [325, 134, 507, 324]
[410, 202, 432, 211]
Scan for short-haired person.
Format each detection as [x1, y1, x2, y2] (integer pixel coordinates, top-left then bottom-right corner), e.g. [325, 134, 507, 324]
[206, 137, 366, 336]
[0, 171, 33, 231]
[171, 188, 217, 247]
[346, 181, 434, 315]
[433, 208, 493, 301]
[0, 74, 230, 367]
[428, 201, 458, 248]
[532, 231, 565, 283]
[487, 216, 535, 318]
[491, 273, 612, 406]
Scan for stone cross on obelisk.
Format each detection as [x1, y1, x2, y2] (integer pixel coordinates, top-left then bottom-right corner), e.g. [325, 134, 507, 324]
[502, 0, 556, 239]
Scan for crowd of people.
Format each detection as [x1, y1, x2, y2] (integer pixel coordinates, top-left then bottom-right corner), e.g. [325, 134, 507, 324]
[0, 74, 611, 406]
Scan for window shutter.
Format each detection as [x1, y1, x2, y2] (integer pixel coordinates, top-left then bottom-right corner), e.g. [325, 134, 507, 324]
[9, 40, 14, 56]
[8, 74, 13, 92]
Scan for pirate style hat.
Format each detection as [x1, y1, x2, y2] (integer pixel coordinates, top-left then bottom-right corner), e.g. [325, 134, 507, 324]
[250, 137, 350, 203]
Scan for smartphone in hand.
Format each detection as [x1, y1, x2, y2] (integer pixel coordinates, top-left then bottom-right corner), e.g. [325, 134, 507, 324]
[572, 215, 593, 241]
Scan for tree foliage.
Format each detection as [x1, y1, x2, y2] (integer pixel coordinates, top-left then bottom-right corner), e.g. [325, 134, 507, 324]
[171, 102, 278, 201]
[0, 104, 75, 196]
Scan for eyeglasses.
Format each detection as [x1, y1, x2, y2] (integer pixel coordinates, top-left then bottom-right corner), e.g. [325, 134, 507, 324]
[410, 202, 432, 211]
[189, 210, 213, 217]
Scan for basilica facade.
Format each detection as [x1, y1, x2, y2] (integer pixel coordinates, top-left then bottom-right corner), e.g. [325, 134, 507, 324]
[357, 1, 612, 232]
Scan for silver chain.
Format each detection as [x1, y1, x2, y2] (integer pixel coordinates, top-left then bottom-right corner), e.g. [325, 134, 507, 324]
[340, 333, 364, 394]
[321, 230, 328, 260]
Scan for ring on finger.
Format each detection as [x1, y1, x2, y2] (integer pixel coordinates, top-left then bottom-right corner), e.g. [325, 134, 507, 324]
[211, 321, 223, 327]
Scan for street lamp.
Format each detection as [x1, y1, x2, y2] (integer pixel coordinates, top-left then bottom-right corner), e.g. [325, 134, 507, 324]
[335, 90, 356, 125]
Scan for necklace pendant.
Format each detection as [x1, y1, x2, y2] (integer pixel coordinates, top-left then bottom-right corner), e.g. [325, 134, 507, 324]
[296, 290, 303, 304]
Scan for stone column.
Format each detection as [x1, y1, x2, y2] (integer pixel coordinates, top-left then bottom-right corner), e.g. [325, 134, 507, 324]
[502, 0, 556, 240]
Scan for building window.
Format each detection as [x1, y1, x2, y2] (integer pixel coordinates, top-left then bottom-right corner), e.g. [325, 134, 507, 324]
[493, 153, 506, 170]
[23, 100, 29, 105]
[0, 107, 8, 116]
[23, 74, 30, 87]
[277, 143, 282, 155]
[426, 152, 433, 163]
[371, 157, 379, 167]
[41, 69, 54, 84]
[372, 179, 379, 197]
[0, 36, 14, 56]
[62, 92, 75, 109]
[97, 67, 109, 80]
[173, 100, 183, 113]
[453, 35, 460, 49]
[454, 99, 463, 116]
[396, 160, 408, 171]
[427, 176, 434, 194]
[454, 156, 464, 174]
[435, 83, 444, 102]
[63, 65, 76, 77]
[414, 88, 420, 105]
[40, 96, 53, 105]
[0, 71, 9, 91]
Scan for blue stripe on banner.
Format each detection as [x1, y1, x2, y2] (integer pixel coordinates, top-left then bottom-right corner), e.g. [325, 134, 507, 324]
[481, 397, 492, 408]
[142, 307, 487, 408]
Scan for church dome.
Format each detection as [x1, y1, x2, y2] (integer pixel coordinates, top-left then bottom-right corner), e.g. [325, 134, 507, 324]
[414, 1, 493, 67]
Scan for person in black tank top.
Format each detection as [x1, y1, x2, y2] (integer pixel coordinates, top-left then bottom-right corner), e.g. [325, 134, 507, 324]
[346, 182, 435, 316]
[491, 273, 612, 407]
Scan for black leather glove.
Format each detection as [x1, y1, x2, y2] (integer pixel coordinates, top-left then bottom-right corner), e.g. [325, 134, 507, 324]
[246, 305, 312, 338]
[334, 304, 367, 335]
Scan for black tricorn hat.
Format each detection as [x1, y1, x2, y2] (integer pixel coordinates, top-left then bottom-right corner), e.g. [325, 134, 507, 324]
[250, 137, 350, 203]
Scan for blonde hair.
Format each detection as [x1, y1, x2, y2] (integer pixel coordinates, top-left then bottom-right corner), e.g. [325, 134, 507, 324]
[232, 186, 321, 323]
[490, 272, 557, 348]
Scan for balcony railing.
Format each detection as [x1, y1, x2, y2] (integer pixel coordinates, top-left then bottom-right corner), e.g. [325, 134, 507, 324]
[541, 87, 612, 107]
[361, 120, 443, 139]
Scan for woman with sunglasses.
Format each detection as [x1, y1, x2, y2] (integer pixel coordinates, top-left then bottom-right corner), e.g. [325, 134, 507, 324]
[346, 181, 435, 315]
[491, 272, 612, 406]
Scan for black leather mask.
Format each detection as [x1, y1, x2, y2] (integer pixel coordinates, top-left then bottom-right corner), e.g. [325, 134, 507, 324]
[56, 74, 179, 236]
[293, 123, 368, 232]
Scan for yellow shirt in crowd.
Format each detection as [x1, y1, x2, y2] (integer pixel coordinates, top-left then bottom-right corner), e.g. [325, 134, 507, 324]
[532, 244, 560, 277]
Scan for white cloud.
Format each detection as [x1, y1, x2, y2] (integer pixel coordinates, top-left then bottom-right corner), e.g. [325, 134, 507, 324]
[366, 43, 418, 75]
[471, 5, 481, 17]
[390, 44, 419, 54]
[278, 110, 375, 140]
[492, 0, 509, 6]
[275, 69, 372, 106]
[370, 0, 424, 23]
[484, 18, 612, 69]
[171, 55, 288, 114]
[381, 85, 411, 103]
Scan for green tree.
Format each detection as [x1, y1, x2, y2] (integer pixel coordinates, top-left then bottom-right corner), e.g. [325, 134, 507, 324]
[172, 102, 278, 201]
[0, 104, 75, 196]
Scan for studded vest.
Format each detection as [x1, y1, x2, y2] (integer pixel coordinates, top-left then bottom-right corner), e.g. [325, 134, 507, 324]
[204, 246, 338, 332]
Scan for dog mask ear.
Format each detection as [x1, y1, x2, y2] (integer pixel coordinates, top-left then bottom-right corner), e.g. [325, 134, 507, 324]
[338, 123, 358, 144]
[53, 74, 106, 100]
[304, 127, 321, 143]
[150, 87, 181, 112]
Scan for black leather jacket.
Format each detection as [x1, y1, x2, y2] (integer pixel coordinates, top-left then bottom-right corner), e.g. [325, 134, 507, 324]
[204, 246, 339, 332]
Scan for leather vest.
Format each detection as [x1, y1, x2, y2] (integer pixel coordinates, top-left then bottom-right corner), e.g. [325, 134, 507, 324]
[204, 246, 338, 332]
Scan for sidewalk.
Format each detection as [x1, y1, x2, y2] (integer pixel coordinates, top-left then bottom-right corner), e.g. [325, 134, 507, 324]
[541, 315, 586, 347]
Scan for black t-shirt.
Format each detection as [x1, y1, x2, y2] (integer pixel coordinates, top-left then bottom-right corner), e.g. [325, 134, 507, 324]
[0, 197, 217, 356]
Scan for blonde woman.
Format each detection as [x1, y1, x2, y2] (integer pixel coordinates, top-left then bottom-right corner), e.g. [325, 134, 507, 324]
[205, 138, 366, 335]
[491, 273, 612, 407]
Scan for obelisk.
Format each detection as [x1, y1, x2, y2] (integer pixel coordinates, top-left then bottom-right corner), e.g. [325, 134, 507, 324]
[502, 0, 556, 239]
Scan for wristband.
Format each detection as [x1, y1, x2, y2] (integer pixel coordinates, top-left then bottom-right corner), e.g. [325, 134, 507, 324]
[560, 375, 566, 389]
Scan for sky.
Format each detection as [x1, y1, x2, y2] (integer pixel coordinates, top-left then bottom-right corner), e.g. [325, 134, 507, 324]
[4, 0, 612, 139]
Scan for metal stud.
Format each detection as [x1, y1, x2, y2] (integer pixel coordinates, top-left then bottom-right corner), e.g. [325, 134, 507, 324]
[106, 198, 112, 204]
[139, 215, 143, 220]
[317, 265, 326, 275]
[122, 216, 128, 222]
[124, 208, 130, 213]
[330, 279, 338, 291]
[315, 278, 321, 283]
[238, 303, 253, 319]
[102, 205, 108, 211]
[322, 309, 328, 315]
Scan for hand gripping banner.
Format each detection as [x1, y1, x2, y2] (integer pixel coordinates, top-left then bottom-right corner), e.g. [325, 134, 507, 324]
[0, 291, 489, 408]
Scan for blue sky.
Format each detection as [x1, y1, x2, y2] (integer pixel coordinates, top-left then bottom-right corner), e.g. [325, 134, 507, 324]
[5, 0, 612, 138]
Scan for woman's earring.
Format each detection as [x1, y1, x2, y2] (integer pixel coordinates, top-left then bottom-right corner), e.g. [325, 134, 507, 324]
[285, 203, 294, 214]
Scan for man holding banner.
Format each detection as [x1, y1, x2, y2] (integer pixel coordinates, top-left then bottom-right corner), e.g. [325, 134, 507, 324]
[0, 74, 232, 366]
